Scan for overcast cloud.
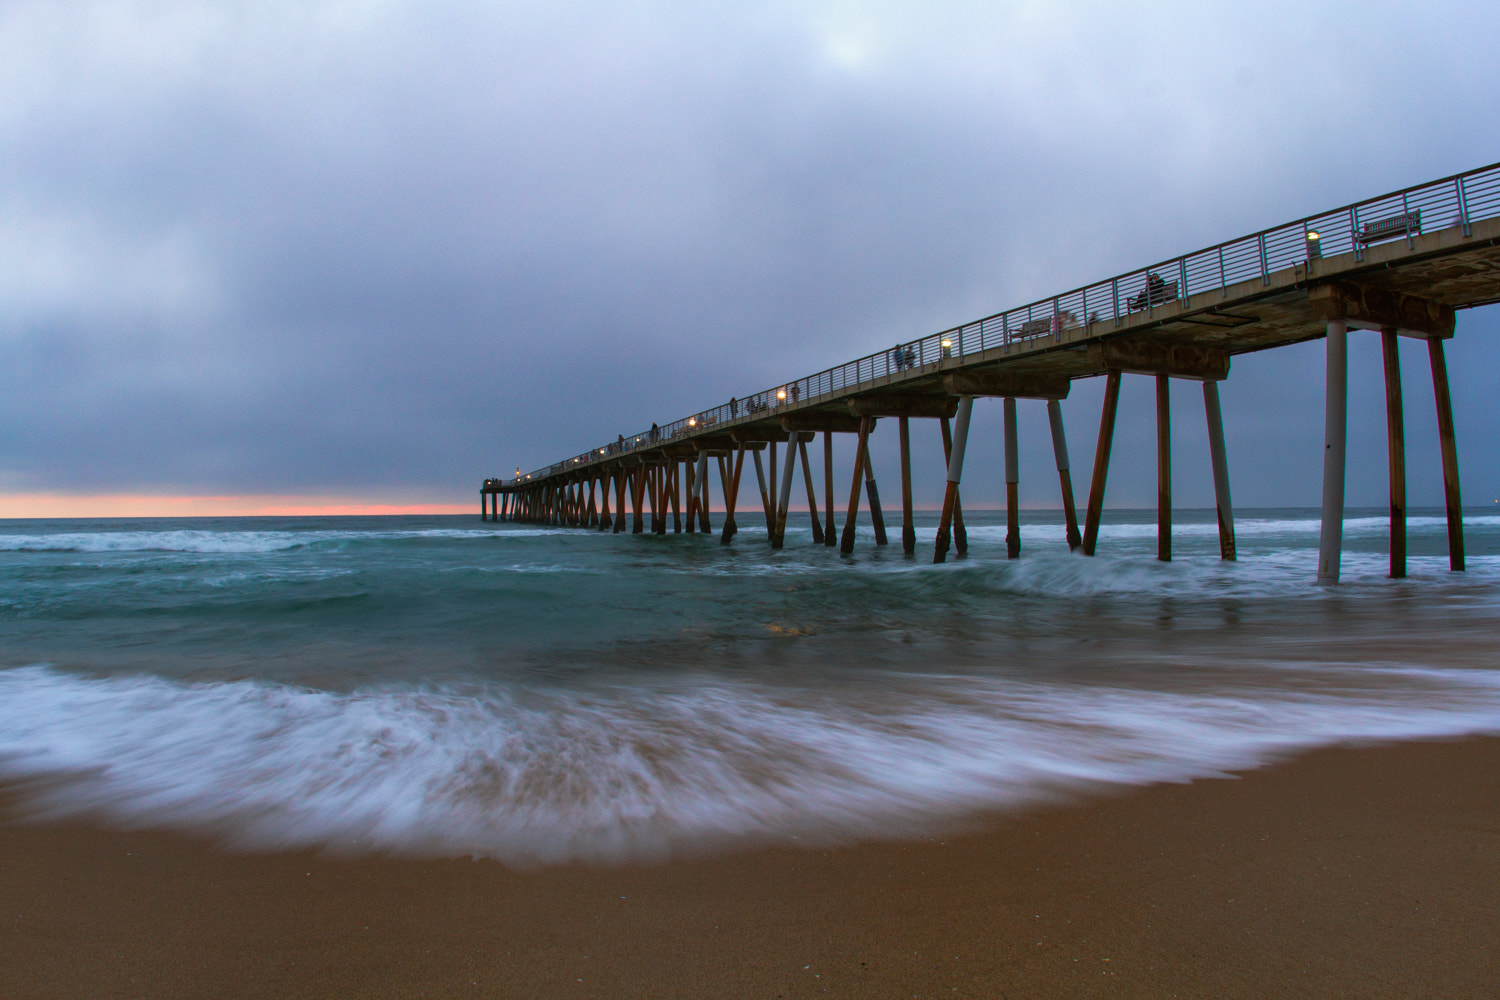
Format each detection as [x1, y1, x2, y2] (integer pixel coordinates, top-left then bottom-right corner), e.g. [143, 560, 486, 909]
[3, 0, 1498, 510]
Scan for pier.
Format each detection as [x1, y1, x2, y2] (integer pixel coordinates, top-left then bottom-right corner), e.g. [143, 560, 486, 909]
[484, 164, 1500, 581]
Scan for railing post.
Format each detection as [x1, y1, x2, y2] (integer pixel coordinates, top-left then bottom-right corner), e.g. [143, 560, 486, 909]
[1111, 278, 1121, 327]
[1217, 245, 1227, 294]
[1456, 176, 1473, 237]
[1351, 206, 1363, 262]
[1258, 233, 1270, 284]
[1178, 257, 1190, 302]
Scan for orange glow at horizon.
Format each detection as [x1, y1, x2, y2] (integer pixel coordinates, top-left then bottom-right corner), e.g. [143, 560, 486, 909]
[0, 493, 477, 519]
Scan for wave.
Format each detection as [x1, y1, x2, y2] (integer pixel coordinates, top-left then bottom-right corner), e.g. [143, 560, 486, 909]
[3, 663, 1498, 864]
[3, 513, 1493, 555]
[0, 527, 549, 555]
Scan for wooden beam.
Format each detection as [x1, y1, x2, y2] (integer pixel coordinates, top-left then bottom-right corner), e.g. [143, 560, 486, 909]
[943, 372, 1070, 400]
[1087, 341, 1230, 381]
[1382, 328, 1406, 578]
[782, 412, 864, 434]
[731, 426, 791, 443]
[1309, 281, 1456, 339]
[1428, 336, 1465, 571]
[1082, 371, 1122, 556]
[848, 396, 955, 419]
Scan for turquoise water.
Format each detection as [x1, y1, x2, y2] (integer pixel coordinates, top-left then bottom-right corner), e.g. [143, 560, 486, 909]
[2, 509, 1498, 862]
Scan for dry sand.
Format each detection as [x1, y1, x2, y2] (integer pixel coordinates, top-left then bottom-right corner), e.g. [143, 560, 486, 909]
[3, 736, 1499, 999]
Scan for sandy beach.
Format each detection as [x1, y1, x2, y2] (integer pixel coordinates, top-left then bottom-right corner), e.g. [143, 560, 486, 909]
[2, 735, 1496, 998]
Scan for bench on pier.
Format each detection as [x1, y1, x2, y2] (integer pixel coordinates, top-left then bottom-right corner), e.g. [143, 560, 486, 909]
[1127, 277, 1178, 312]
[1015, 310, 1080, 339]
[1357, 210, 1421, 244]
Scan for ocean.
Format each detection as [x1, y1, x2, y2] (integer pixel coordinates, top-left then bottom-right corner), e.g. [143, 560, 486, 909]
[2, 509, 1498, 864]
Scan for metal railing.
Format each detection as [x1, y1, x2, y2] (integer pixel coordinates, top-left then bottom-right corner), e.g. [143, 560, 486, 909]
[497, 161, 1500, 487]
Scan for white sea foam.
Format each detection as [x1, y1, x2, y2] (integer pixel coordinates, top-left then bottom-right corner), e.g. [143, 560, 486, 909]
[3, 663, 1498, 863]
[3, 515, 1492, 555]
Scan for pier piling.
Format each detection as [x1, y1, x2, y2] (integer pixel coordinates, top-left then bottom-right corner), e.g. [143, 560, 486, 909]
[823, 432, 836, 546]
[1157, 374, 1171, 562]
[1381, 328, 1406, 578]
[1083, 371, 1122, 556]
[799, 436, 824, 544]
[1047, 399, 1081, 551]
[1318, 320, 1348, 583]
[1428, 336, 1465, 571]
[1202, 381, 1236, 560]
[1004, 397, 1020, 559]
[899, 416, 915, 556]
[934, 396, 974, 563]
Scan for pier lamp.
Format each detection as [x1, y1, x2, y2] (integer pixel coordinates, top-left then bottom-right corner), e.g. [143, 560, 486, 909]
[1305, 230, 1322, 259]
[688, 417, 697, 426]
[777, 389, 786, 401]
[941, 338, 953, 358]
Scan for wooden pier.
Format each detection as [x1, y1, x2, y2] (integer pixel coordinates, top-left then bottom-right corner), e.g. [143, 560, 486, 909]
[484, 164, 1500, 581]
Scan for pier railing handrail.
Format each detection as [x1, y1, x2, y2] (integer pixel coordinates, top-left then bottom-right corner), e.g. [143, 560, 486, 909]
[497, 161, 1500, 487]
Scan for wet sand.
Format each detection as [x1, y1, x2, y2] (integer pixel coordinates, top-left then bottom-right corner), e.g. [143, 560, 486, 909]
[3, 736, 1499, 999]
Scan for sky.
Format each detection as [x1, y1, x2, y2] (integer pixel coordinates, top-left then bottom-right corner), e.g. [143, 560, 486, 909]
[3, 0, 1498, 517]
